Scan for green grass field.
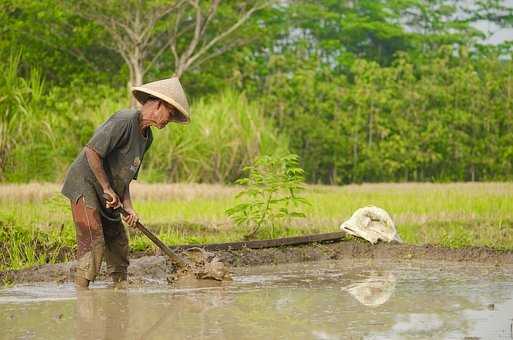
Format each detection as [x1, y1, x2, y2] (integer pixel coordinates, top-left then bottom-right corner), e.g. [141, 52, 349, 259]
[1, 182, 513, 271]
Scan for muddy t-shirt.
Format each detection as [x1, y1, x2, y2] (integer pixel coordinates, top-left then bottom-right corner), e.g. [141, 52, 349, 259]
[61, 109, 153, 220]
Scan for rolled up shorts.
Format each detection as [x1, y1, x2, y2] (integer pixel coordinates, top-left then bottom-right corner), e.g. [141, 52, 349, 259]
[70, 196, 129, 281]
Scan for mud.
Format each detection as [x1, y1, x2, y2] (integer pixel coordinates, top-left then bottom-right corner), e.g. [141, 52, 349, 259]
[217, 240, 513, 267]
[1, 240, 512, 284]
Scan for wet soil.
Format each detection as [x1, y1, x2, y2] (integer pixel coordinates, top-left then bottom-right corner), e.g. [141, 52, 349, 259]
[2, 260, 513, 339]
[1, 240, 512, 284]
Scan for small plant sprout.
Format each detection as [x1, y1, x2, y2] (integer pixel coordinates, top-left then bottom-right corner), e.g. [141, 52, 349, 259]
[226, 153, 310, 238]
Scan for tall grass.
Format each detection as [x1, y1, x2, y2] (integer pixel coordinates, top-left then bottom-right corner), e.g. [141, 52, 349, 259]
[1, 53, 287, 183]
[0, 52, 45, 179]
[144, 90, 288, 182]
[0, 221, 73, 272]
[0, 52, 101, 182]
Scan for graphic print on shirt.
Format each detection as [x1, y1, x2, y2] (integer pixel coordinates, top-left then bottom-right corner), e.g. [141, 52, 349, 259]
[130, 157, 141, 173]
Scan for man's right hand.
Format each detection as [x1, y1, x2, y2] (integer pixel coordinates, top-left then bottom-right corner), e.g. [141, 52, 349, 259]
[103, 188, 121, 209]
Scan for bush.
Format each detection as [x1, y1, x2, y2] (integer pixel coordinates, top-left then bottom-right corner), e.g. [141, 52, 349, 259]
[226, 153, 310, 238]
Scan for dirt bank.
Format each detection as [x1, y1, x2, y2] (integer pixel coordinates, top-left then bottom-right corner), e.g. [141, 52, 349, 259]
[2, 240, 512, 284]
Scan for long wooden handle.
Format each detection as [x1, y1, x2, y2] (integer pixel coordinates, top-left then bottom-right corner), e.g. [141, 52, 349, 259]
[131, 219, 191, 268]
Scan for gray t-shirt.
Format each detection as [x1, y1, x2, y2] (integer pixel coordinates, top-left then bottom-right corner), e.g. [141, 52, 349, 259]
[61, 108, 153, 219]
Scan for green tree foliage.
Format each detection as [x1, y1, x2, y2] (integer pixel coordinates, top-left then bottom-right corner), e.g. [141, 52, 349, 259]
[259, 46, 513, 183]
[287, 0, 414, 69]
[0, 0, 122, 85]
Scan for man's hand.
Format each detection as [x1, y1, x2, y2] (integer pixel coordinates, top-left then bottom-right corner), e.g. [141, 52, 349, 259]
[122, 207, 139, 227]
[103, 188, 121, 209]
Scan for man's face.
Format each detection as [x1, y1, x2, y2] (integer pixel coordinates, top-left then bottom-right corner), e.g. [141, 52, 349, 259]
[155, 101, 179, 129]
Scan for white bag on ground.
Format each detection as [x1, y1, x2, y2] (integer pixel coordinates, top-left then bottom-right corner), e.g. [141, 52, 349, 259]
[340, 206, 402, 244]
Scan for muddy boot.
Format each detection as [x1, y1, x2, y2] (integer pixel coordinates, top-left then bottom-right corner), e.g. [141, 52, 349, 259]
[112, 272, 128, 290]
[75, 276, 90, 290]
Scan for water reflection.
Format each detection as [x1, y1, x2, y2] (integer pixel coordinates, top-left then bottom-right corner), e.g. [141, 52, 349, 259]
[342, 271, 396, 307]
[75, 289, 129, 339]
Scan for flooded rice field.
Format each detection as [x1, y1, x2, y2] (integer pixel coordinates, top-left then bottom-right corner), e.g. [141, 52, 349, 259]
[1, 259, 513, 339]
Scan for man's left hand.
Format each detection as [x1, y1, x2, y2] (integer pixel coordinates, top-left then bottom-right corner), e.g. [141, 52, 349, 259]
[122, 208, 139, 227]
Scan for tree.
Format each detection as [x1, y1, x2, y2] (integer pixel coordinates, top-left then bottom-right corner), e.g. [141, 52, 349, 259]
[1, 0, 120, 85]
[168, 0, 269, 78]
[67, 0, 269, 103]
[68, 0, 183, 98]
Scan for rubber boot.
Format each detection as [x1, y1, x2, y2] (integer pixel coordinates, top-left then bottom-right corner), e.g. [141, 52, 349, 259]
[112, 272, 128, 289]
[75, 276, 90, 290]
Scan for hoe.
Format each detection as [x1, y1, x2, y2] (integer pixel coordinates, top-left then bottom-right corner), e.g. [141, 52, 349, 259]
[105, 194, 231, 281]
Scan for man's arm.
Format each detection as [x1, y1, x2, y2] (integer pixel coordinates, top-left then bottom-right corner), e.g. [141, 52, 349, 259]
[84, 146, 120, 208]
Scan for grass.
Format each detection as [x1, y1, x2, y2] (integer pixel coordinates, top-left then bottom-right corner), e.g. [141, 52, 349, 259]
[1, 182, 513, 271]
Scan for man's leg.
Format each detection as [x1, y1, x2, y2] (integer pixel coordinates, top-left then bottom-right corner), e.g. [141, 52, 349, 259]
[70, 197, 105, 288]
[103, 220, 129, 288]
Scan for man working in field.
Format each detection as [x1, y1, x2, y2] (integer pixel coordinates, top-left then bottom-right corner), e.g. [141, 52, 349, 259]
[61, 77, 190, 289]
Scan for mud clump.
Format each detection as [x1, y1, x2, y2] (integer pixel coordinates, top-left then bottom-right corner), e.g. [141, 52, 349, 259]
[183, 248, 231, 281]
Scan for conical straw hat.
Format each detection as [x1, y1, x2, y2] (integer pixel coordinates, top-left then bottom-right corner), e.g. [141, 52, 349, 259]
[132, 77, 190, 123]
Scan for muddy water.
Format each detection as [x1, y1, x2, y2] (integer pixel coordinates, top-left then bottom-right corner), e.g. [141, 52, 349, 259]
[1, 260, 513, 339]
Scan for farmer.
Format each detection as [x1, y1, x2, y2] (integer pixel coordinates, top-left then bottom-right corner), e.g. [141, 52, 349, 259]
[61, 77, 190, 289]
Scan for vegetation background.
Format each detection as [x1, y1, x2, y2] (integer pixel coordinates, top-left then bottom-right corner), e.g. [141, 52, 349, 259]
[2, 0, 513, 184]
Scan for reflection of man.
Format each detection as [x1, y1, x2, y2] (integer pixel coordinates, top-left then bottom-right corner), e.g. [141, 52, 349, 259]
[61, 77, 190, 289]
[75, 289, 129, 339]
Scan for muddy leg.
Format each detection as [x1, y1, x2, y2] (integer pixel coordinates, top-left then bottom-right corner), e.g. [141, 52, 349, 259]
[71, 197, 105, 287]
[103, 220, 129, 287]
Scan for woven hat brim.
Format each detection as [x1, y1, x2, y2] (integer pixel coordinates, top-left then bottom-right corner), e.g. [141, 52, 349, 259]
[132, 87, 190, 124]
